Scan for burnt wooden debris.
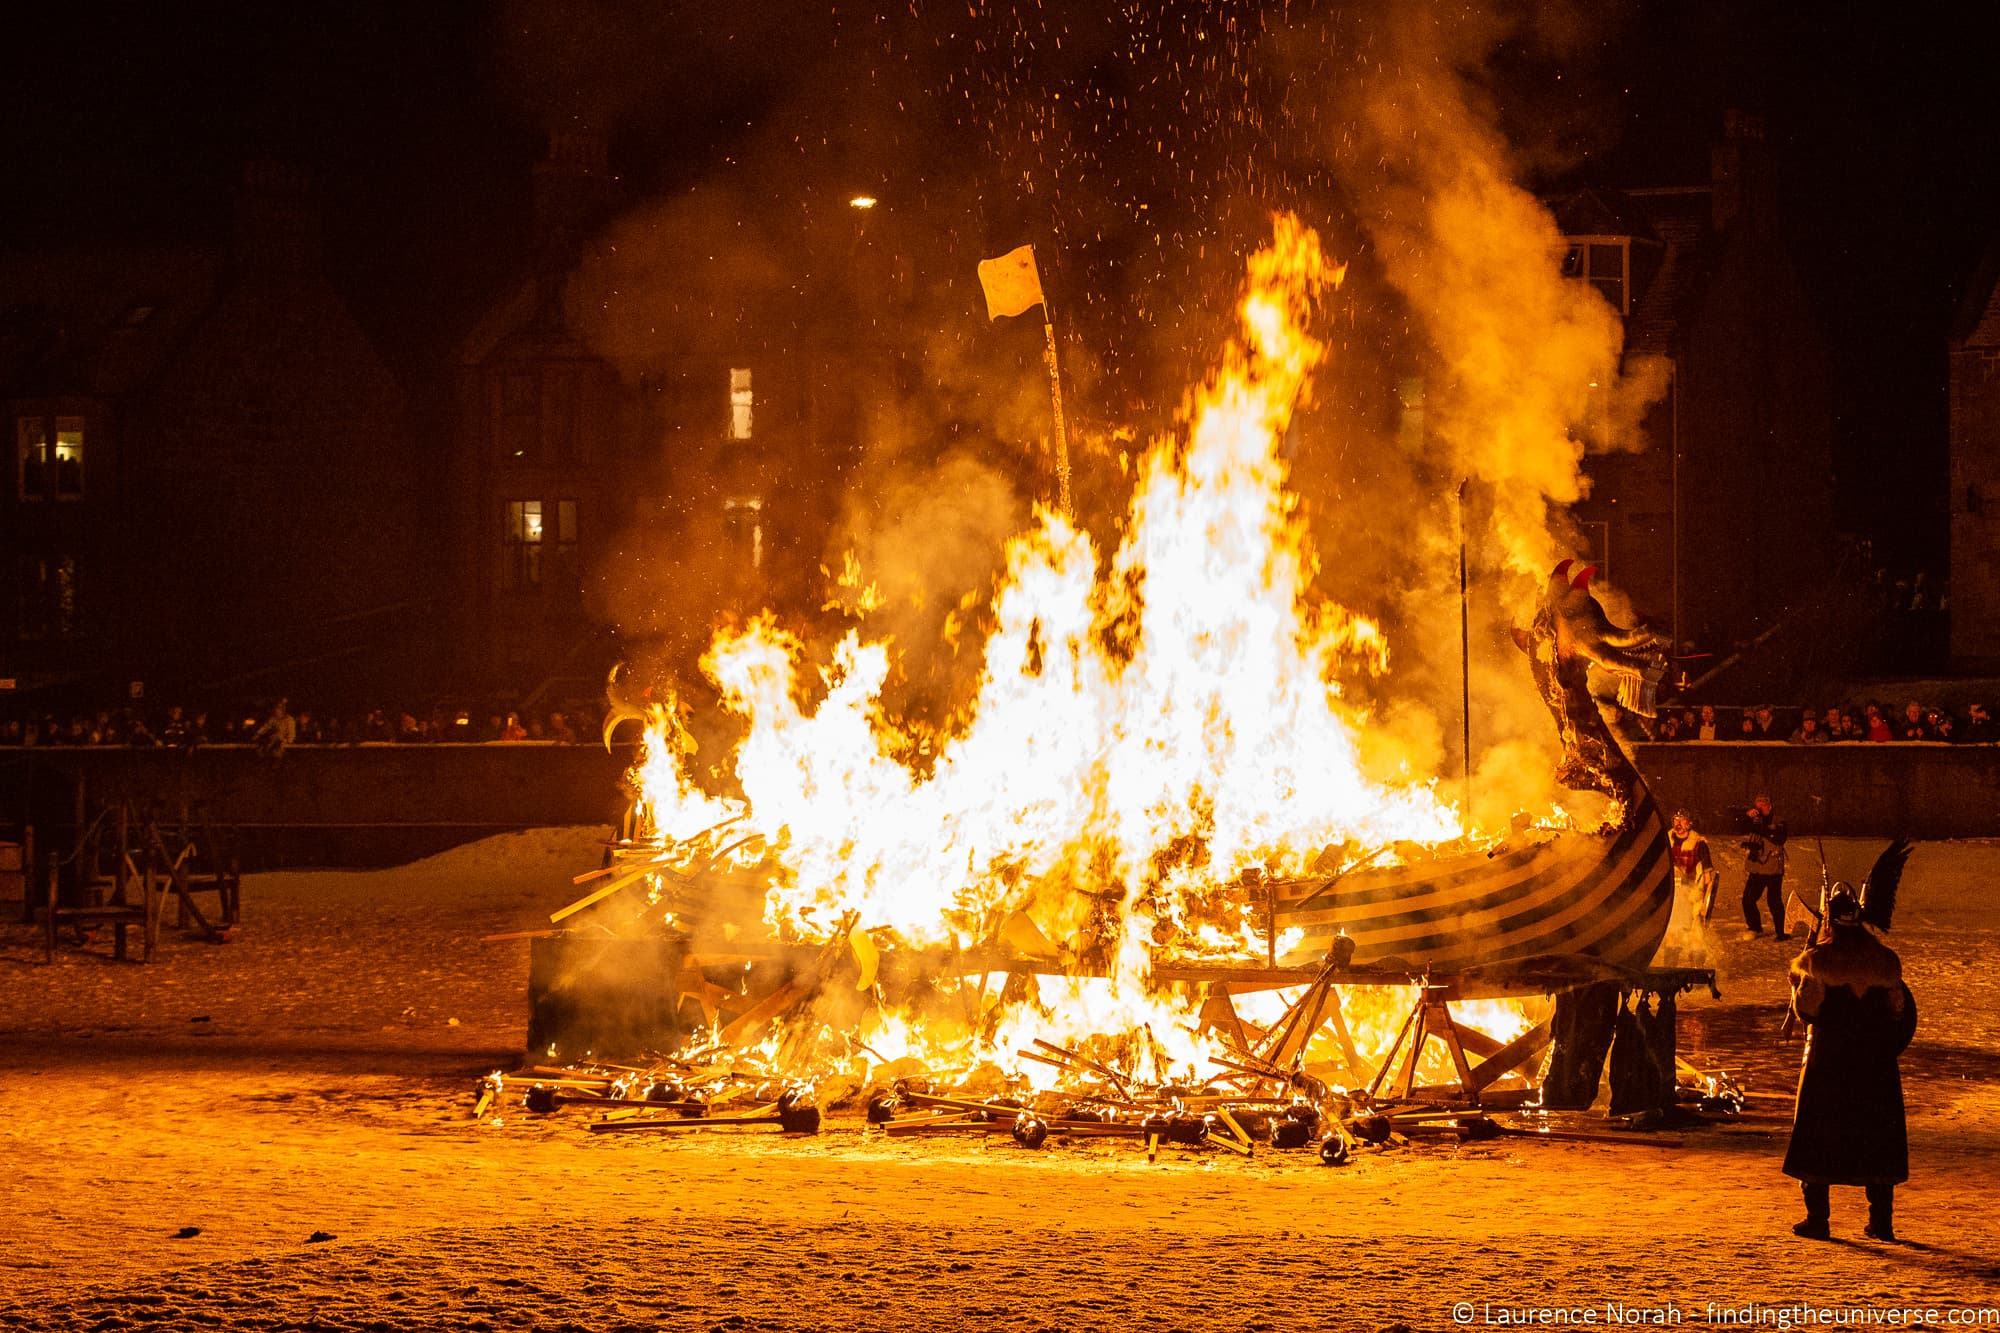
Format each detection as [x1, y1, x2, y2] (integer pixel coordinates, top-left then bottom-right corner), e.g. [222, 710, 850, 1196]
[503, 869, 1730, 1162]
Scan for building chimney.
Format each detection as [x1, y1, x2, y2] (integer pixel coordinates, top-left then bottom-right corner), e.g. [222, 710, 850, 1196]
[233, 160, 320, 274]
[1710, 110, 1772, 234]
[532, 131, 614, 271]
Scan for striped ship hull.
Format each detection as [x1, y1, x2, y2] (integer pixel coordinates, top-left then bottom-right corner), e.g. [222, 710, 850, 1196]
[1271, 790, 1673, 974]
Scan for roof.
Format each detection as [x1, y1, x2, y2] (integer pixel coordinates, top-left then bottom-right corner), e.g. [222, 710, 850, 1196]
[1550, 186, 1718, 359]
[1549, 188, 1656, 242]
[1951, 244, 2000, 349]
[1624, 213, 1710, 356]
[455, 276, 607, 368]
[0, 247, 222, 399]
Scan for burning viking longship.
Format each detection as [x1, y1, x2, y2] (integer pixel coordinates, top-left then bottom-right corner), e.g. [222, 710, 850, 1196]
[1268, 562, 1674, 979]
[537, 217, 1701, 1098]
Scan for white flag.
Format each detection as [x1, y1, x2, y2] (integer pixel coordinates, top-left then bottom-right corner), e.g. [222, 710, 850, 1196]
[977, 244, 1045, 320]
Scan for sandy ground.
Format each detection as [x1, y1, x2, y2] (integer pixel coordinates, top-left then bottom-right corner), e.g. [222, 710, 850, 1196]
[1, 830, 1997, 1331]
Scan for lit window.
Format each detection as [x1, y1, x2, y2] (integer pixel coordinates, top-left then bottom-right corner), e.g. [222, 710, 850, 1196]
[54, 419, 83, 496]
[504, 500, 544, 589]
[1561, 238, 1629, 315]
[724, 496, 763, 569]
[729, 367, 753, 440]
[16, 416, 84, 501]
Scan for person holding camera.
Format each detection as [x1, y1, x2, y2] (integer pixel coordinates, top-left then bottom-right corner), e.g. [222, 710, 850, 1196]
[1740, 793, 1790, 939]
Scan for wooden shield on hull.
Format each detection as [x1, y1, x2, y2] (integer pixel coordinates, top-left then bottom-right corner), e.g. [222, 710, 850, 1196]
[1272, 791, 1673, 973]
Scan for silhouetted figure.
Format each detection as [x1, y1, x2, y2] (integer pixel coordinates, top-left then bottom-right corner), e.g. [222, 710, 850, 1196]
[161, 705, 195, 750]
[1785, 860, 1915, 1243]
[254, 698, 296, 759]
[1739, 794, 1788, 938]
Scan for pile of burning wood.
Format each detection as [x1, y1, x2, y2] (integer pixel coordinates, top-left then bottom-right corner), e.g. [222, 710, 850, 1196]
[475, 1015, 1747, 1165]
[496, 830, 1741, 1165]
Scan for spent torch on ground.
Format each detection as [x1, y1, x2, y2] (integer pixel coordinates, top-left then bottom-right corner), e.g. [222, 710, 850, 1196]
[481, 217, 1732, 1157]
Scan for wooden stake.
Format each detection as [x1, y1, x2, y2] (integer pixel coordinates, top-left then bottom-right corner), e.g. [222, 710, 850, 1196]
[1216, 1106, 1254, 1148]
[1323, 990, 1366, 1085]
[1041, 315, 1073, 517]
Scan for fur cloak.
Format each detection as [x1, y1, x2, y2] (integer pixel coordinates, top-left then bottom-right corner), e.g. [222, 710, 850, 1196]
[1782, 926, 1916, 1186]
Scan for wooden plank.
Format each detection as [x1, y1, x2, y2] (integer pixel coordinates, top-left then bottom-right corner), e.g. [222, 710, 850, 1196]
[1469, 1020, 1554, 1093]
[1429, 1000, 1479, 1095]
[1324, 990, 1367, 1084]
[1446, 1014, 1507, 1060]
[1366, 991, 1425, 1101]
[718, 980, 809, 1046]
[548, 864, 659, 924]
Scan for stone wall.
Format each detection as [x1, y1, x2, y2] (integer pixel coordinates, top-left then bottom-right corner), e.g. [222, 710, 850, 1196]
[0, 743, 634, 867]
[1950, 343, 2000, 667]
[1633, 742, 2000, 839]
[5, 740, 1995, 870]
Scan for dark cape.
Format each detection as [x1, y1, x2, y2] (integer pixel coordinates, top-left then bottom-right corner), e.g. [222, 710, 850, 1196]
[1782, 927, 1916, 1186]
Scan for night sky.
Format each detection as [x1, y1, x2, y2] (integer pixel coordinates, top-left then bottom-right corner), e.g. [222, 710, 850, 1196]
[5, 1, 1995, 571]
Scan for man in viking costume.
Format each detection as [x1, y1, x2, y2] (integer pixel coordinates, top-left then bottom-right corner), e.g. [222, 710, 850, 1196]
[1783, 859, 1916, 1242]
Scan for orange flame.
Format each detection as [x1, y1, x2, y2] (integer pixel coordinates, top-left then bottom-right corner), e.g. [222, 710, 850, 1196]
[633, 216, 1524, 1079]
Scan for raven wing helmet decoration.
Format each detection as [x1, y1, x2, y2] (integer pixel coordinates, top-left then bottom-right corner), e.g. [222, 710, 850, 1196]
[1860, 836, 1915, 932]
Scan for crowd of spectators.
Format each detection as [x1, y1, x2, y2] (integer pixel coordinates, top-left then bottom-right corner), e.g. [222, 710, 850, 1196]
[11, 694, 1995, 751]
[0, 699, 606, 750]
[1645, 700, 1995, 744]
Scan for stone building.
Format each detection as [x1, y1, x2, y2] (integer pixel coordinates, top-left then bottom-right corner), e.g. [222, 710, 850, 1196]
[0, 165, 418, 700]
[448, 135, 910, 691]
[1948, 249, 2000, 668]
[1561, 113, 1836, 656]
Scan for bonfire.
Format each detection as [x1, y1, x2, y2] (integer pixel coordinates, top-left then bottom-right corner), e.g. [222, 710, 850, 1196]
[491, 216, 1720, 1156]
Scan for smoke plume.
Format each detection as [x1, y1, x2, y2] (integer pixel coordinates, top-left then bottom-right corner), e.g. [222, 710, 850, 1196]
[525, 0, 1670, 830]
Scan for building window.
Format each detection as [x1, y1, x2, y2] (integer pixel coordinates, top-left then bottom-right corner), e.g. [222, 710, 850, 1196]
[16, 416, 84, 501]
[723, 496, 763, 569]
[499, 373, 540, 461]
[728, 367, 754, 440]
[1561, 238, 1629, 315]
[18, 554, 79, 639]
[504, 500, 544, 590]
[550, 499, 579, 591]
